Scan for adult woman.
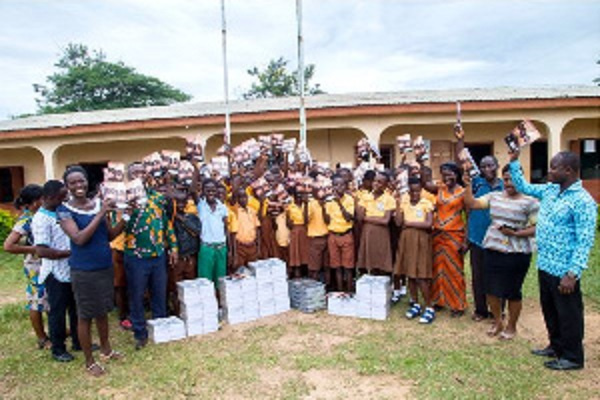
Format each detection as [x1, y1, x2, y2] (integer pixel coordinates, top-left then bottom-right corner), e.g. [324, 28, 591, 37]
[57, 166, 127, 376]
[3, 184, 50, 349]
[464, 165, 538, 339]
[424, 162, 468, 317]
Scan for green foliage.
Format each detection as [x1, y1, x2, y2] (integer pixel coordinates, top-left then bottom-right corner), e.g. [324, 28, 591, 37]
[243, 57, 324, 99]
[33, 43, 192, 115]
[0, 209, 16, 244]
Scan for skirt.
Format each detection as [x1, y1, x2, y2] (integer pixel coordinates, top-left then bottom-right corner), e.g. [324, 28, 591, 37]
[484, 249, 531, 300]
[395, 228, 432, 279]
[289, 225, 309, 267]
[260, 217, 280, 259]
[431, 230, 466, 311]
[357, 222, 392, 273]
[71, 266, 114, 320]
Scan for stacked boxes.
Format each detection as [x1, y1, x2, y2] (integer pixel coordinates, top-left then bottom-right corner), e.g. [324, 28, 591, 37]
[355, 275, 392, 320]
[248, 258, 291, 317]
[289, 279, 326, 313]
[177, 278, 219, 336]
[219, 275, 259, 324]
[147, 316, 187, 343]
[327, 292, 358, 317]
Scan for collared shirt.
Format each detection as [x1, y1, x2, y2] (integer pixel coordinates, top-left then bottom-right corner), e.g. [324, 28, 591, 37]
[231, 206, 260, 244]
[468, 176, 504, 246]
[124, 189, 178, 259]
[286, 202, 305, 225]
[359, 192, 396, 218]
[509, 160, 597, 278]
[325, 194, 355, 233]
[31, 207, 71, 283]
[197, 198, 228, 244]
[307, 199, 329, 237]
[399, 197, 434, 223]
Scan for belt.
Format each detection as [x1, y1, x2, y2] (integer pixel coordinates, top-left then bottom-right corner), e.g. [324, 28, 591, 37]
[203, 242, 226, 249]
[331, 229, 352, 236]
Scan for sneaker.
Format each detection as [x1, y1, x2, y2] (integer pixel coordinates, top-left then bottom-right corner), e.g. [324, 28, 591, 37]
[419, 308, 436, 324]
[399, 286, 407, 297]
[135, 338, 148, 351]
[52, 351, 75, 362]
[405, 303, 422, 319]
[391, 290, 402, 304]
[119, 319, 133, 330]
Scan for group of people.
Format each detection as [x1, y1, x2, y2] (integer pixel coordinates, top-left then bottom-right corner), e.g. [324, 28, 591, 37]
[3, 124, 597, 377]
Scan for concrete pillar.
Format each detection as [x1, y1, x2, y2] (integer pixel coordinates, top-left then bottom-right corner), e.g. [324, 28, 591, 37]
[35, 143, 59, 181]
[539, 116, 572, 159]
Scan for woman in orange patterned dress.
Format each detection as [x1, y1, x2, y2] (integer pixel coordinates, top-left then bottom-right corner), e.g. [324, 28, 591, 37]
[425, 162, 468, 317]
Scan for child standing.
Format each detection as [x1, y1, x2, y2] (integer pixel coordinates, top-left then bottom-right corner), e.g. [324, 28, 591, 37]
[324, 175, 355, 292]
[169, 190, 200, 315]
[231, 188, 261, 269]
[3, 184, 50, 349]
[395, 178, 435, 324]
[286, 188, 309, 278]
[306, 186, 330, 282]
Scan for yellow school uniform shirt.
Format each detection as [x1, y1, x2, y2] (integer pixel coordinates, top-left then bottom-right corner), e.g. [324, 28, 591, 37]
[307, 199, 329, 237]
[325, 194, 355, 233]
[232, 206, 260, 244]
[286, 202, 305, 225]
[184, 199, 198, 215]
[399, 197, 434, 223]
[248, 195, 261, 213]
[354, 189, 371, 205]
[360, 192, 396, 218]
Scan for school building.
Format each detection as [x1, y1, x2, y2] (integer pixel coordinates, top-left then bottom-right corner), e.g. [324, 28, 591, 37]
[0, 85, 599, 209]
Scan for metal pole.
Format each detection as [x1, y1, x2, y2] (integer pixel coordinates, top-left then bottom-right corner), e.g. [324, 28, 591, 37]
[221, 0, 231, 145]
[296, 0, 307, 149]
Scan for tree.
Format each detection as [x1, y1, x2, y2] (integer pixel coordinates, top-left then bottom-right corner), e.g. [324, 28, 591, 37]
[33, 43, 191, 115]
[243, 57, 324, 99]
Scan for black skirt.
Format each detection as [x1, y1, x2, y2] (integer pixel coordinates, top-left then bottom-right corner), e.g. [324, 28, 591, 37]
[71, 266, 114, 319]
[484, 249, 531, 300]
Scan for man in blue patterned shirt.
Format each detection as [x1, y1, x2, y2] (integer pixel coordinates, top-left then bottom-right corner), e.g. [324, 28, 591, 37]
[509, 150, 597, 371]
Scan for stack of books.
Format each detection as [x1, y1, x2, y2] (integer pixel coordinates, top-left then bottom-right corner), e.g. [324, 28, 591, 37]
[355, 275, 392, 320]
[327, 292, 358, 317]
[289, 278, 326, 313]
[248, 258, 291, 317]
[177, 278, 219, 336]
[147, 316, 187, 343]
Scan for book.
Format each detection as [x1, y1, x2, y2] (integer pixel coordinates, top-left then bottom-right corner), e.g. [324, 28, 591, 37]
[505, 120, 541, 152]
[458, 148, 480, 178]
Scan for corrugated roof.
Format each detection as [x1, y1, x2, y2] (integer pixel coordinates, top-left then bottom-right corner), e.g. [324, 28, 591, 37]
[1, 85, 599, 132]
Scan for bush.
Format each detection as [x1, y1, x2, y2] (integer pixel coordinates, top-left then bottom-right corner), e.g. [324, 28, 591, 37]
[0, 209, 17, 244]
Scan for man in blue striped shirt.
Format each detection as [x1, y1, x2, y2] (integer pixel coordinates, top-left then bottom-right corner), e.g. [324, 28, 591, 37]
[509, 150, 597, 371]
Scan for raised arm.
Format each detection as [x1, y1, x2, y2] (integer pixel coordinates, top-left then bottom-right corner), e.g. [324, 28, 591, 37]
[463, 174, 489, 210]
[508, 151, 545, 200]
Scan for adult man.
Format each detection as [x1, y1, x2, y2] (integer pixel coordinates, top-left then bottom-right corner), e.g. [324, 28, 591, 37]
[509, 150, 597, 370]
[455, 127, 503, 321]
[123, 164, 178, 350]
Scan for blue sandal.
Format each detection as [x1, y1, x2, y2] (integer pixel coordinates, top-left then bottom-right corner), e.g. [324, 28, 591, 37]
[419, 308, 435, 324]
[405, 303, 422, 319]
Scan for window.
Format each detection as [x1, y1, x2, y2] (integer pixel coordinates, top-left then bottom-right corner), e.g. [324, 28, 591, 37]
[379, 145, 395, 170]
[530, 141, 548, 183]
[0, 167, 25, 203]
[580, 139, 599, 180]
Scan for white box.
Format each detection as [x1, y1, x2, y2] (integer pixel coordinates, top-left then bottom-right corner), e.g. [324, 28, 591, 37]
[148, 316, 186, 343]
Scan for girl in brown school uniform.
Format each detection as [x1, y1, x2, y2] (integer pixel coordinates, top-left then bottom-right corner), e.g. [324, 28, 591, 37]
[286, 187, 309, 278]
[356, 171, 396, 275]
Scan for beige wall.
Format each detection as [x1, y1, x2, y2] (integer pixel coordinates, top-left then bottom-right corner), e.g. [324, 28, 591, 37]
[0, 147, 45, 184]
[561, 118, 600, 149]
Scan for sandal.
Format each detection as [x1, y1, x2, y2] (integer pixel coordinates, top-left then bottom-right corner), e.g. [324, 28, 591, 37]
[487, 323, 504, 337]
[419, 308, 436, 324]
[405, 303, 422, 319]
[498, 330, 516, 341]
[86, 362, 106, 377]
[100, 350, 125, 362]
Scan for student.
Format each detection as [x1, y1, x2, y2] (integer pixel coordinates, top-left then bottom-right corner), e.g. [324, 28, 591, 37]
[231, 188, 261, 269]
[286, 188, 309, 278]
[169, 190, 201, 315]
[306, 183, 330, 282]
[395, 178, 435, 324]
[58, 166, 127, 377]
[197, 179, 229, 298]
[3, 184, 50, 349]
[31, 180, 79, 362]
[356, 171, 396, 276]
[324, 174, 355, 292]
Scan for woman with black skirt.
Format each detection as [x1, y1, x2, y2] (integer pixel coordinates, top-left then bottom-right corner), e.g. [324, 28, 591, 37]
[464, 165, 539, 340]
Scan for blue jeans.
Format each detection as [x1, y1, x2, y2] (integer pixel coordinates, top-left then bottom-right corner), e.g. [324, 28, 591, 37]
[124, 253, 167, 340]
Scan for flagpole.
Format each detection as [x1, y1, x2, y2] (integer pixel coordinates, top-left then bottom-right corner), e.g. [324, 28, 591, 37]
[221, 0, 231, 145]
[296, 0, 307, 149]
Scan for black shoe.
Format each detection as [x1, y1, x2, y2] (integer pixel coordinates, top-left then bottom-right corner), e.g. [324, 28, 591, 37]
[531, 346, 556, 358]
[52, 352, 75, 362]
[135, 338, 148, 351]
[544, 358, 583, 371]
[72, 343, 100, 352]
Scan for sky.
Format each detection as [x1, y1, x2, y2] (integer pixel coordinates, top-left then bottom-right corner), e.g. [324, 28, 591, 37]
[0, 0, 599, 120]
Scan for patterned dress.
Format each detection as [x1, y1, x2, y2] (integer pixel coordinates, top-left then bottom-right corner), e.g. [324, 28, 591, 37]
[12, 210, 49, 312]
[431, 185, 467, 311]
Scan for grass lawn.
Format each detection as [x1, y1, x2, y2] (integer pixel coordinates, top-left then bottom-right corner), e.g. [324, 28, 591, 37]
[0, 237, 598, 399]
